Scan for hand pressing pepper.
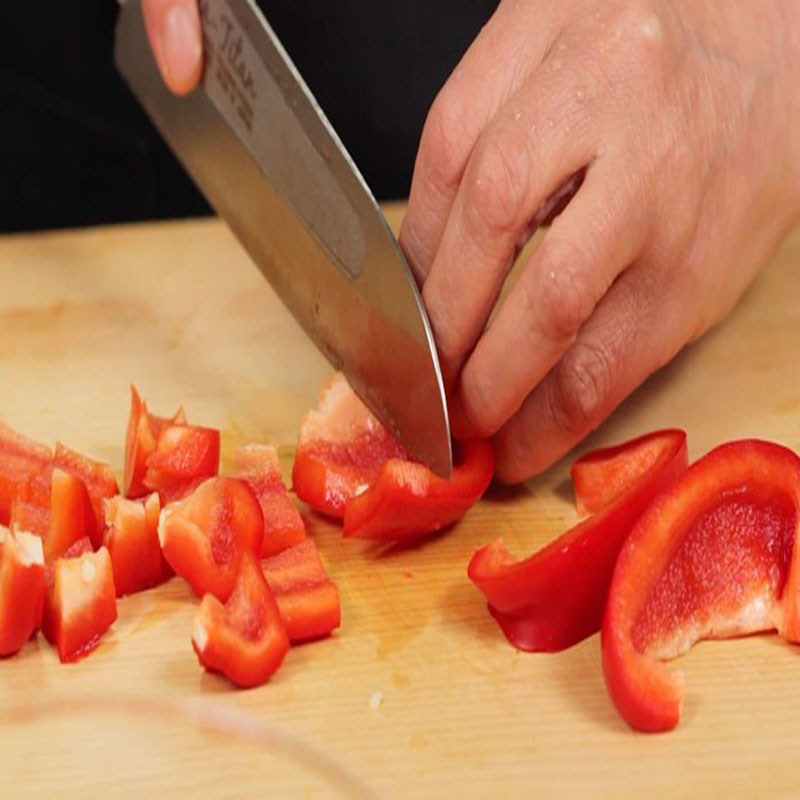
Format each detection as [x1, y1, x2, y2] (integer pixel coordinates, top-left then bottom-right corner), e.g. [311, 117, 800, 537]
[603, 440, 800, 732]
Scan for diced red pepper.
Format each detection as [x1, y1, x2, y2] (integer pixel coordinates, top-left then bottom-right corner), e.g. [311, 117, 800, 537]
[42, 545, 117, 662]
[192, 554, 289, 688]
[123, 386, 187, 499]
[469, 430, 688, 653]
[158, 477, 262, 601]
[0, 422, 52, 527]
[0, 530, 46, 657]
[292, 373, 410, 518]
[261, 539, 340, 641]
[103, 493, 166, 596]
[12, 467, 91, 561]
[233, 444, 306, 557]
[144, 425, 220, 504]
[343, 439, 495, 541]
[602, 439, 800, 732]
[53, 443, 119, 545]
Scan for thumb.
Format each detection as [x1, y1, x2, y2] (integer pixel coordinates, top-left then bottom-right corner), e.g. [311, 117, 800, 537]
[141, 0, 203, 96]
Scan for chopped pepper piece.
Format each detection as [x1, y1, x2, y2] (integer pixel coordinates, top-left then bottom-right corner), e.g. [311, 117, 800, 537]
[42, 545, 117, 662]
[0, 423, 52, 527]
[233, 444, 306, 557]
[469, 430, 688, 652]
[602, 439, 800, 732]
[262, 539, 340, 641]
[53, 443, 119, 545]
[0, 530, 46, 657]
[123, 386, 187, 499]
[192, 554, 289, 688]
[292, 373, 409, 518]
[11, 467, 91, 560]
[158, 477, 262, 601]
[103, 493, 166, 596]
[343, 439, 495, 541]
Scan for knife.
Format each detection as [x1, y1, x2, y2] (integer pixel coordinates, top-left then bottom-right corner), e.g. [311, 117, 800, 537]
[114, 0, 452, 477]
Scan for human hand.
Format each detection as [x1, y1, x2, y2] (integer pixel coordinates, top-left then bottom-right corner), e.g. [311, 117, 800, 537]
[400, 0, 800, 482]
[142, 0, 202, 95]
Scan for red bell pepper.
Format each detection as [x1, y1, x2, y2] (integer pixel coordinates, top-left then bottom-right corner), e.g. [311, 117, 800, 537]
[103, 493, 166, 596]
[292, 373, 410, 518]
[53, 443, 119, 545]
[11, 467, 91, 561]
[0, 530, 46, 656]
[343, 439, 495, 541]
[0, 422, 52, 526]
[602, 439, 800, 732]
[261, 539, 340, 641]
[158, 477, 262, 601]
[123, 386, 187, 498]
[42, 545, 117, 662]
[233, 444, 306, 557]
[192, 554, 289, 688]
[469, 430, 688, 652]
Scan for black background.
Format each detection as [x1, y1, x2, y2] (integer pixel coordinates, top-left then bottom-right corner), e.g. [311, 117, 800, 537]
[0, 1, 496, 232]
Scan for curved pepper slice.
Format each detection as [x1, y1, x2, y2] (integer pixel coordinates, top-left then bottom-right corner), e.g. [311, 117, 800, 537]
[42, 545, 117, 662]
[262, 539, 340, 641]
[53, 443, 119, 546]
[292, 373, 410, 518]
[123, 386, 187, 499]
[469, 430, 688, 652]
[233, 445, 306, 557]
[0, 423, 52, 527]
[0, 531, 46, 657]
[103, 493, 166, 596]
[343, 439, 495, 541]
[192, 554, 289, 688]
[12, 468, 91, 561]
[158, 477, 262, 601]
[602, 440, 800, 732]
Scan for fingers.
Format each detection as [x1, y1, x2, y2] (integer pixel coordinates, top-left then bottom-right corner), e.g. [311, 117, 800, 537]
[492, 261, 694, 483]
[455, 168, 648, 437]
[421, 60, 598, 383]
[142, 0, 203, 96]
[399, 3, 561, 284]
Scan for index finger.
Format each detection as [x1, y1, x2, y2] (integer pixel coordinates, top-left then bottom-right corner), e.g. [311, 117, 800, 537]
[142, 0, 203, 96]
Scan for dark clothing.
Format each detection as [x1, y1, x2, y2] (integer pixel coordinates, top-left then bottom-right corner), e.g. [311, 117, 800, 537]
[0, 1, 496, 232]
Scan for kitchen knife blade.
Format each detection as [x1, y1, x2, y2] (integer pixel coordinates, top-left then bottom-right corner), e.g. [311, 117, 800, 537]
[114, 0, 452, 477]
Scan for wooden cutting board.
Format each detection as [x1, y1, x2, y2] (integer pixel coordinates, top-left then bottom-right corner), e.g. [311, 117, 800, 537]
[0, 206, 797, 798]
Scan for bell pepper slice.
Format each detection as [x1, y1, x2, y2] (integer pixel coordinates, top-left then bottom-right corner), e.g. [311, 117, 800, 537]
[0, 530, 46, 657]
[602, 439, 800, 732]
[469, 430, 688, 652]
[261, 539, 340, 641]
[192, 554, 289, 688]
[233, 444, 306, 557]
[123, 386, 187, 499]
[292, 373, 410, 518]
[11, 467, 92, 561]
[158, 477, 262, 601]
[144, 425, 221, 504]
[343, 439, 495, 541]
[0, 422, 52, 527]
[103, 493, 166, 596]
[42, 545, 117, 662]
[53, 443, 119, 545]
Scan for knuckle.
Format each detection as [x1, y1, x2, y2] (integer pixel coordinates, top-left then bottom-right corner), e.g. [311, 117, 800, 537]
[609, 0, 669, 70]
[548, 342, 616, 432]
[419, 89, 472, 193]
[530, 239, 598, 344]
[466, 127, 531, 235]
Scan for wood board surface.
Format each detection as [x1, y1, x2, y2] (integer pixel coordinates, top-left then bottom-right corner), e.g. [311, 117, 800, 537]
[0, 205, 798, 798]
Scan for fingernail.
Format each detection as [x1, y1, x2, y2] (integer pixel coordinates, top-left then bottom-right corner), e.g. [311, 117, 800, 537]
[163, 4, 201, 93]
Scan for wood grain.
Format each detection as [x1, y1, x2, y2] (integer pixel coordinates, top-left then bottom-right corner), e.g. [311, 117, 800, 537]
[0, 206, 798, 798]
